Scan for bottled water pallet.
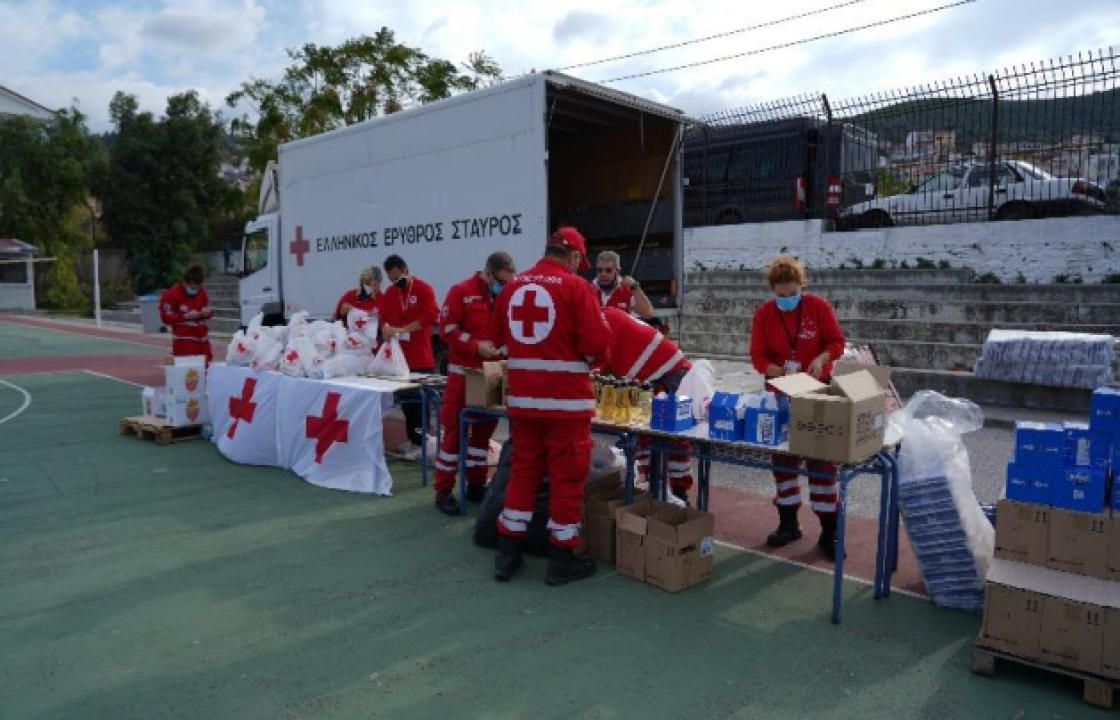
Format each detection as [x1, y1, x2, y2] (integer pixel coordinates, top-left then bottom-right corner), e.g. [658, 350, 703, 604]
[118, 415, 202, 445]
[972, 640, 1117, 709]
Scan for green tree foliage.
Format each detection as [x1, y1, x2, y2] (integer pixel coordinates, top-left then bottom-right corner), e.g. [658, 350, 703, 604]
[227, 28, 503, 172]
[102, 90, 226, 292]
[0, 109, 106, 310]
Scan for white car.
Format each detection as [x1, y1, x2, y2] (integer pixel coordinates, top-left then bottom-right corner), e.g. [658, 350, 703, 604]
[839, 160, 1107, 228]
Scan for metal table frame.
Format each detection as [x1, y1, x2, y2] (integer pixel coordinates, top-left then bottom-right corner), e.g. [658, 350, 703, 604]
[456, 406, 900, 624]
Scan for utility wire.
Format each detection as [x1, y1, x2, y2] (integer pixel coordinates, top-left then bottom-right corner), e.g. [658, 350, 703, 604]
[596, 0, 978, 84]
[556, 0, 869, 72]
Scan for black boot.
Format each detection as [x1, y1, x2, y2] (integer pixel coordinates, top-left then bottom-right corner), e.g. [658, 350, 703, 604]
[434, 491, 460, 516]
[818, 514, 844, 561]
[494, 535, 523, 582]
[766, 505, 803, 548]
[465, 483, 487, 503]
[670, 486, 690, 506]
[545, 545, 597, 586]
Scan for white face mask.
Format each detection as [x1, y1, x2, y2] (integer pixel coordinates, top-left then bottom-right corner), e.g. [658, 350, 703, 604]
[361, 283, 374, 295]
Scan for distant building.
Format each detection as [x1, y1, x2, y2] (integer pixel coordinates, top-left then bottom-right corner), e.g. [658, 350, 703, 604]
[0, 86, 55, 121]
[0, 239, 38, 311]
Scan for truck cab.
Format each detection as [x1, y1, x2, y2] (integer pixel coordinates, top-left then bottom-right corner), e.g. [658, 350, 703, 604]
[239, 213, 281, 327]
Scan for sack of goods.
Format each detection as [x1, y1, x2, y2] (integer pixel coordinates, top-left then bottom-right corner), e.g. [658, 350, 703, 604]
[891, 390, 993, 612]
[225, 310, 382, 380]
[974, 329, 1116, 389]
[165, 355, 208, 427]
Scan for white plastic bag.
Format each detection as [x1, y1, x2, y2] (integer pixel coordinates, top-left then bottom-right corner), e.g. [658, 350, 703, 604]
[250, 335, 283, 371]
[287, 311, 310, 341]
[267, 324, 289, 345]
[309, 353, 364, 380]
[368, 337, 410, 379]
[347, 308, 379, 341]
[677, 359, 715, 420]
[246, 312, 265, 342]
[225, 330, 255, 366]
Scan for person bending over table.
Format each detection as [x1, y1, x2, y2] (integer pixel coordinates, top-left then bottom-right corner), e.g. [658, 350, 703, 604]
[749, 255, 846, 559]
[334, 265, 381, 329]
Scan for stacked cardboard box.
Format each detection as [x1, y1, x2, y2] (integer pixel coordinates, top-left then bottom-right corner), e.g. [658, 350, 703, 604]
[580, 472, 648, 563]
[615, 497, 715, 593]
[979, 386, 1120, 675]
[163, 355, 208, 427]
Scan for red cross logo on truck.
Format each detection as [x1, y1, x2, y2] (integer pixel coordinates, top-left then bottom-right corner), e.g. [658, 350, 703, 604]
[227, 377, 258, 439]
[290, 225, 310, 267]
[508, 284, 555, 345]
[306, 391, 349, 463]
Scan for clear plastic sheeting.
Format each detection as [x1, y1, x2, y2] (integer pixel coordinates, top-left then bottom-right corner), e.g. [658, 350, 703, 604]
[890, 390, 993, 612]
[974, 329, 1116, 389]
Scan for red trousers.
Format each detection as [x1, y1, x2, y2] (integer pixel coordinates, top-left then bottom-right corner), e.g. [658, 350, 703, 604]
[433, 373, 497, 494]
[172, 339, 212, 365]
[635, 436, 692, 491]
[497, 416, 591, 549]
[771, 453, 837, 516]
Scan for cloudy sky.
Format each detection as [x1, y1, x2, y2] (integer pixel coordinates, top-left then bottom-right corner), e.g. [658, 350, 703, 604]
[6, 0, 1119, 132]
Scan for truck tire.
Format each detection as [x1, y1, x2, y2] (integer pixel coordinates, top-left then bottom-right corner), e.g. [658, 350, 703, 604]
[862, 210, 893, 228]
[994, 202, 1031, 221]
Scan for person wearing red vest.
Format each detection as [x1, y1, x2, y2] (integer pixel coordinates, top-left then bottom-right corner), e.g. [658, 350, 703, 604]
[492, 227, 611, 585]
[379, 254, 440, 456]
[749, 255, 846, 559]
[600, 307, 695, 502]
[432, 252, 517, 514]
[333, 266, 381, 329]
[159, 263, 213, 364]
[593, 250, 655, 318]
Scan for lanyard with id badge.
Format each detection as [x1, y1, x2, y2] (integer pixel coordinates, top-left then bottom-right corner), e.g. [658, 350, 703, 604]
[779, 303, 803, 375]
[397, 282, 413, 342]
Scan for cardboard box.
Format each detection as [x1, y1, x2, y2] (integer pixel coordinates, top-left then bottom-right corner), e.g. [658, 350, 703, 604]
[164, 361, 206, 427]
[1102, 609, 1120, 680]
[979, 578, 1044, 659]
[614, 497, 674, 582]
[707, 392, 744, 441]
[1014, 421, 1065, 468]
[1051, 467, 1107, 513]
[651, 394, 694, 432]
[581, 482, 645, 563]
[1063, 420, 1111, 469]
[464, 361, 505, 408]
[770, 370, 886, 463]
[994, 500, 1049, 566]
[1041, 595, 1108, 675]
[1107, 515, 1120, 582]
[1047, 508, 1109, 578]
[166, 394, 206, 427]
[644, 507, 716, 593]
[743, 394, 789, 446]
[1089, 386, 1120, 435]
[1005, 462, 1052, 505]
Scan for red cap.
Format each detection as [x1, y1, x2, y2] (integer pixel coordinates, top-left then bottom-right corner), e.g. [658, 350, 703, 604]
[548, 226, 591, 271]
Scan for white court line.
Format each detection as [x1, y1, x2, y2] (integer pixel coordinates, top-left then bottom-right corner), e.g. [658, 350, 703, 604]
[0, 377, 32, 426]
[714, 538, 925, 600]
[1, 318, 168, 352]
[82, 369, 144, 387]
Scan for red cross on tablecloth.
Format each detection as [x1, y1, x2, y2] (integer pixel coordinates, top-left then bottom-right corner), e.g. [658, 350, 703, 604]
[511, 289, 550, 338]
[306, 391, 349, 463]
[227, 377, 258, 439]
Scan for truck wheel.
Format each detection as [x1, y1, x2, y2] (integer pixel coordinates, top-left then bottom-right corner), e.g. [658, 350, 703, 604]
[863, 210, 893, 228]
[995, 203, 1031, 221]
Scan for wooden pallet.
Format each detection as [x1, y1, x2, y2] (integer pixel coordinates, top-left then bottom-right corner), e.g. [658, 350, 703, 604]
[118, 415, 202, 445]
[972, 642, 1118, 709]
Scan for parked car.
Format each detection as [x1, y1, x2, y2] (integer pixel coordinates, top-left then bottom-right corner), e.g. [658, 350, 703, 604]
[838, 160, 1107, 228]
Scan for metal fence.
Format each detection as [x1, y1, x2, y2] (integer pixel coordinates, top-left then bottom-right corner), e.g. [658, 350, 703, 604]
[683, 48, 1120, 230]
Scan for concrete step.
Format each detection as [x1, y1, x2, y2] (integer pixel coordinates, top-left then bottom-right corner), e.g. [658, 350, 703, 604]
[685, 268, 974, 287]
[682, 298, 1120, 325]
[891, 368, 1095, 413]
[678, 331, 748, 358]
[100, 309, 140, 325]
[849, 339, 981, 371]
[209, 317, 242, 335]
[684, 283, 1120, 305]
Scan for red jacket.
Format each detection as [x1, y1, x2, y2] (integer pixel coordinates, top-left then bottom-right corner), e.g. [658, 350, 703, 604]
[493, 257, 611, 419]
[379, 276, 439, 370]
[598, 282, 634, 313]
[159, 282, 210, 345]
[439, 272, 497, 373]
[334, 288, 380, 327]
[602, 307, 689, 382]
[749, 292, 845, 381]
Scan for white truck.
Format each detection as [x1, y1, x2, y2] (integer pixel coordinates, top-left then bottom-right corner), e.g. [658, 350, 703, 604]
[238, 71, 685, 347]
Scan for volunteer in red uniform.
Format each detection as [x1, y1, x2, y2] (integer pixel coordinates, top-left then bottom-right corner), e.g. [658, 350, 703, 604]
[379, 254, 440, 458]
[493, 227, 611, 585]
[159, 263, 213, 364]
[593, 250, 655, 318]
[432, 252, 517, 514]
[749, 255, 846, 559]
[600, 307, 694, 503]
[333, 266, 381, 328]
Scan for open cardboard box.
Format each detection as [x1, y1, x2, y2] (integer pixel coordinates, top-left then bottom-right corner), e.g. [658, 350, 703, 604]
[464, 361, 506, 409]
[770, 368, 888, 463]
[644, 507, 716, 593]
[614, 497, 675, 582]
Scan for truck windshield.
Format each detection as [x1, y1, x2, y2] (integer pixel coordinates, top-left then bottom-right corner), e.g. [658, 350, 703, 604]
[244, 229, 269, 275]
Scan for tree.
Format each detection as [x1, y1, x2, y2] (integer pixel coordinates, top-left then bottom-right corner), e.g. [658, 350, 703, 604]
[0, 108, 106, 310]
[101, 90, 227, 292]
[227, 28, 502, 172]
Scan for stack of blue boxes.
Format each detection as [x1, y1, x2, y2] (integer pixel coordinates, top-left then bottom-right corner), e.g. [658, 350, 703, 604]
[707, 391, 789, 446]
[1004, 386, 1120, 512]
[651, 393, 695, 432]
[898, 470, 987, 613]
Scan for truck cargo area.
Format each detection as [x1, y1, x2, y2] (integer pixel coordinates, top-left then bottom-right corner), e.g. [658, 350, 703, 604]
[544, 76, 681, 308]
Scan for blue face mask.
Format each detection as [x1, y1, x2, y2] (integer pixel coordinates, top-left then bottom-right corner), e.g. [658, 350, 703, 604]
[775, 293, 801, 312]
[489, 281, 504, 296]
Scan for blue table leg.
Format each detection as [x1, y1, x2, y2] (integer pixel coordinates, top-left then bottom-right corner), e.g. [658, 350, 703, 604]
[418, 392, 429, 487]
[886, 451, 901, 597]
[873, 452, 891, 600]
[457, 408, 470, 516]
[619, 433, 636, 504]
[698, 456, 711, 511]
[831, 468, 853, 625]
[431, 388, 441, 486]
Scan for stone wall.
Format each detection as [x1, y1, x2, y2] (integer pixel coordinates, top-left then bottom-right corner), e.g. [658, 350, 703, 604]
[685, 216, 1120, 283]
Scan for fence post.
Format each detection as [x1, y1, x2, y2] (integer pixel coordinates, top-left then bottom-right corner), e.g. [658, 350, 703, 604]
[987, 74, 999, 221]
[93, 248, 101, 328]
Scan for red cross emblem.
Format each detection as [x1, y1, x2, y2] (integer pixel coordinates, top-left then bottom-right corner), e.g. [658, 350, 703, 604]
[227, 377, 258, 439]
[306, 391, 349, 463]
[290, 225, 310, 267]
[508, 284, 555, 344]
[285, 349, 299, 364]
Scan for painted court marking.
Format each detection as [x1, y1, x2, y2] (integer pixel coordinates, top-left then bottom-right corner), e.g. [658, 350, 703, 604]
[83, 369, 144, 388]
[0, 377, 32, 426]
